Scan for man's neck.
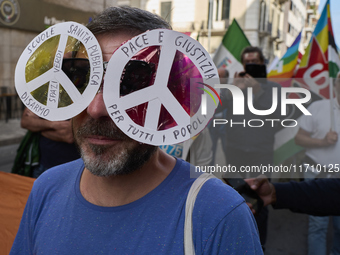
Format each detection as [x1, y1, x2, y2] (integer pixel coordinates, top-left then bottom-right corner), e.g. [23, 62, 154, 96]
[79, 149, 176, 207]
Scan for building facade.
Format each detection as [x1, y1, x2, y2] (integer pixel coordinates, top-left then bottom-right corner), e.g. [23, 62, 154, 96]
[279, 0, 307, 57]
[0, 0, 109, 99]
[303, 0, 320, 48]
[143, 0, 307, 64]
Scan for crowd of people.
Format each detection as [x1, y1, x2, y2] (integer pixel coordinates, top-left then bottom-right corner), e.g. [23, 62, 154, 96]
[208, 46, 340, 253]
[9, 5, 340, 255]
[208, 46, 340, 254]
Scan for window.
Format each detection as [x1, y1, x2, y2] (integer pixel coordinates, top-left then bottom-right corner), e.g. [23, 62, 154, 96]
[209, 0, 230, 26]
[161, 1, 172, 23]
[221, 0, 231, 20]
[216, 0, 220, 21]
[260, 0, 267, 31]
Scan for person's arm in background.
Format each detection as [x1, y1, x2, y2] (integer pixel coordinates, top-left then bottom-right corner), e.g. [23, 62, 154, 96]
[21, 108, 74, 144]
[295, 127, 338, 148]
[235, 72, 262, 94]
[245, 176, 340, 216]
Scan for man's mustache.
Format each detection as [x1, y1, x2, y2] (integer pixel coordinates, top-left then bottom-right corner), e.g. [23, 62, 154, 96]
[75, 118, 127, 140]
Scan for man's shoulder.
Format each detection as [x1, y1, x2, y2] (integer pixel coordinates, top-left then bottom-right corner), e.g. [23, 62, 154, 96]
[33, 159, 83, 191]
[191, 177, 252, 245]
[194, 177, 245, 216]
[176, 161, 245, 213]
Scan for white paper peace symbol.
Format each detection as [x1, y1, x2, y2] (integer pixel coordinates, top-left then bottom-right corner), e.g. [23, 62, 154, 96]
[104, 29, 219, 146]
[15, 22, 103, 121]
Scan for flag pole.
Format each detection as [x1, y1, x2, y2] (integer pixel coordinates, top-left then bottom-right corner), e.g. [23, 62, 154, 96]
[329, 73, 336, 132]
[208, 0, 213, 53]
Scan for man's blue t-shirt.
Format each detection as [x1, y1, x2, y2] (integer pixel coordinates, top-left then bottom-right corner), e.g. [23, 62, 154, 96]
[10, 158, 262, 254]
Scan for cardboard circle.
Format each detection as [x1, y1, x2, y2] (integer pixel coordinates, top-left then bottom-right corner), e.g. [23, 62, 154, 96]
[103, 29, 219, 146]
[15, 21, 103, 121]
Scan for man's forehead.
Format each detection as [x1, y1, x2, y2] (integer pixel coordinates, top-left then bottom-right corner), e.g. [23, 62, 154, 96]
[244, 52, 259, 59]
[68, 32, 140, 59]
[96, 32, 138, 58]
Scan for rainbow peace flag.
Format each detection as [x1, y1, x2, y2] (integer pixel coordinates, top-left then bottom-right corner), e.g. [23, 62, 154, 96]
[267, 32, 301, 87]
[295, 0, 340, 99]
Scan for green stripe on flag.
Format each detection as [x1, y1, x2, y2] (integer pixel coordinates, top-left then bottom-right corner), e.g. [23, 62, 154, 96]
[329, 61, 340, 78]
[282, 51, 299, 65]
[221, 19, 251, 62]
[329, 44, 340, 78]
[274, 139, 303, 165]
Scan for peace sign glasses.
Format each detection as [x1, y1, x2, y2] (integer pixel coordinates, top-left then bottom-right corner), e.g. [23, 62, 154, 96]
[61, 58, 155, 96]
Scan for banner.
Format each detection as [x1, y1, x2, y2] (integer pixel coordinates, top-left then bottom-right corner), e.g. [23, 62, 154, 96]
[274, 0, 340, 164]
[295, 0, 340, 99]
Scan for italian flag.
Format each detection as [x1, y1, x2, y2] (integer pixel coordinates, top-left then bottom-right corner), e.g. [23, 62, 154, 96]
[213, 19, 250, 77]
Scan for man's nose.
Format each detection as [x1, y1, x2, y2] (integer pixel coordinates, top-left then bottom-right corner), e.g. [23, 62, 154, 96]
[86, 89, 109, 119]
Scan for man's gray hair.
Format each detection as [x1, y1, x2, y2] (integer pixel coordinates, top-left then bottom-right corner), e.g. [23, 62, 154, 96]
[87, 6, 171, 35]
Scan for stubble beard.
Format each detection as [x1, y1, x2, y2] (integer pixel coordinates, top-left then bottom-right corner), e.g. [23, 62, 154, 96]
[73, 118, 157, 177]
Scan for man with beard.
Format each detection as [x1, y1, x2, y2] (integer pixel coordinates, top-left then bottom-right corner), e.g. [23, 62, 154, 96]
[10, 7, 262, 254]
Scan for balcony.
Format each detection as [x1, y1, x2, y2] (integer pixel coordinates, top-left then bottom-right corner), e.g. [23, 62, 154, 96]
[211, 19, 230, 30]
[259, 22, 272, 37]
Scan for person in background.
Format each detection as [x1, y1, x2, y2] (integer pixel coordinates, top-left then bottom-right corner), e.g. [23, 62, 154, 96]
[21, 107, 80, 178]
[217, 46, 281, 250]
[293, 73, 340, 255]
[245, 175, 340, 216]
[221, 46, 281, 174]
[10, 7, 262, 254]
